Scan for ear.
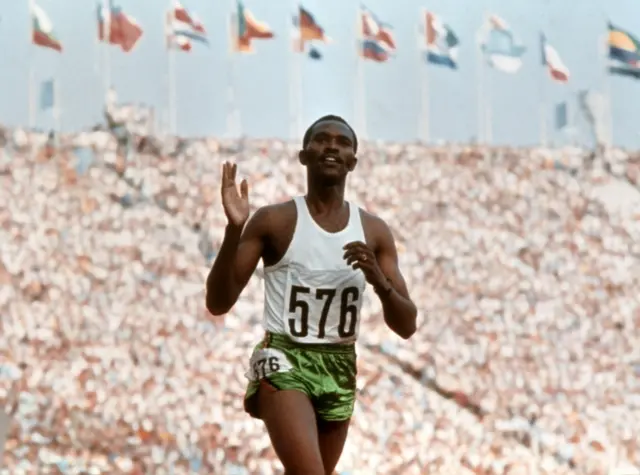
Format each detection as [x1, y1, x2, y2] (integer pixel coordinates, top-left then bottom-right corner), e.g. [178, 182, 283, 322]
[347, 156, 358, 171]
[298, 149, 307, 165]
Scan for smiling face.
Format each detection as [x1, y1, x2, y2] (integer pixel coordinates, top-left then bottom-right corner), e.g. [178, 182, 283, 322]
[299, 119, 358, 185]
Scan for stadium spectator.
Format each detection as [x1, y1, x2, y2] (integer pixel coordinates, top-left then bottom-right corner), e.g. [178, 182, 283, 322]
[1, 120, 639, 474]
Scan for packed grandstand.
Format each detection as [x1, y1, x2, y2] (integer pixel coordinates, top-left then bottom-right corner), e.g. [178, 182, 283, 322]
[0, 122, 639, 474]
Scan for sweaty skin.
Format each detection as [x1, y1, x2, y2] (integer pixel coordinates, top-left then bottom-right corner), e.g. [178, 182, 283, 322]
[206, 119, 417, 475]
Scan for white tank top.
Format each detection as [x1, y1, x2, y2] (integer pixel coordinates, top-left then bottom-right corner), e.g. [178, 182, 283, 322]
[262, 196, 367, 344]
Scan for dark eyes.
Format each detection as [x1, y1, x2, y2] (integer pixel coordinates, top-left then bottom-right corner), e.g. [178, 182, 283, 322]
[313, 134, 352, 146]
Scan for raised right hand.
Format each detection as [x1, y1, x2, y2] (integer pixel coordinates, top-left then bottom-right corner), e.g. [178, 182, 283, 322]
[221, 162, 249, 228]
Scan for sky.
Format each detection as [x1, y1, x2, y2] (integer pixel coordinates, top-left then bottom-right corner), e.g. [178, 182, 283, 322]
[0, 0, 639, 148]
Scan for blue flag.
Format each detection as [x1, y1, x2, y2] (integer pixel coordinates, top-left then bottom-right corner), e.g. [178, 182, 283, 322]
[40, 79, 55, 111]
[555, 102, 568, 130]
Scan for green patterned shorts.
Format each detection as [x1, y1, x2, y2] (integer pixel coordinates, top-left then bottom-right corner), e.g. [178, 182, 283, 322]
[244, 332, 357, 421]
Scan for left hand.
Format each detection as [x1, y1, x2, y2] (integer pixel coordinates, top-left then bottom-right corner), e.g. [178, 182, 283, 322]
[343, 241, 388, 291]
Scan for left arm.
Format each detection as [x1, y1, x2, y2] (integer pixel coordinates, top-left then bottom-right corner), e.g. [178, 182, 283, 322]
[344, 217, 418, 339]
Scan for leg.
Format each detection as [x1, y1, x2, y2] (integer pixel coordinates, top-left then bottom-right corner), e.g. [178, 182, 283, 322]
[317, 418, 350, 475]
[311, 346, 356, 474]
[256, 382, 325, 475]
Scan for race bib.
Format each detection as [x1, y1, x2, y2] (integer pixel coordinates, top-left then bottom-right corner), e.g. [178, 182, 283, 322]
[245, 348, 293, 382]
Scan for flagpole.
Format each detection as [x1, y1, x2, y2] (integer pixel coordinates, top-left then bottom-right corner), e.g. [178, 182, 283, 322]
[53, 78, 61, 133]
[168, 49, 177, 136]
[539, 34, 547, 147]
[94, 5, 100, 75]
[296, 35, 303, 140]
[289, 3, 298, 140]
[164, 8, 170, 135]
[476, 53, 484, 143]
[484, 8, 493, 145]
[167, 8, 177, 135]
[294, 3, 304, 140]
[28, 0, 35, 129]
[103, 0, 111, 107]
[226, 0, 239, 138]
[485, 2, 497, 145]
[540, 1, 550, 147]
[485, 83, 492, 145]
[355, 9, 366, 140]
[567, 102, 578, 147]
[601, 28, 613, 149]
[484, 9, 493, 147]
[419, 8, 429, 143]
[94, 3, 99, 123]
[29, 71, 36, 130]
[476, 14, 485, 144]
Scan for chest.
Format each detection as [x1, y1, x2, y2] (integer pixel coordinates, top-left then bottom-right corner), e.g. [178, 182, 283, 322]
[290, 227, 365, 272]
[263, 201, 371, 269]
[308, 207, 350, 233]
[289, 234, 355, 270]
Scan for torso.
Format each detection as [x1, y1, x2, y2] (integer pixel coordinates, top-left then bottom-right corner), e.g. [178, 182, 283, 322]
[261, 197, 370, 344]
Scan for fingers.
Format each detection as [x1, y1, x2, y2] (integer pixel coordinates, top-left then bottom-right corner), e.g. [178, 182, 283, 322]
[343, 241, 371, 259]
[343, 248, 364, 265]
[343, 241, 374, 269]
[221, 162, 228, 186]
[344, 252, 372, 269]
[240, 179, 249, 199]
[222, 162, 237, 177]
[222, 162, 233, 188]
[221, 162, 242, 188]
[343, 241, 367, 251]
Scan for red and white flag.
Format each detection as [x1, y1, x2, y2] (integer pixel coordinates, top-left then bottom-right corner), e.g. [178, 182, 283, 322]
[541, 34, 569, 83]
[97, 1, 143, 53]
[31, 2, 62, 52]
[173, 1, 205, 34]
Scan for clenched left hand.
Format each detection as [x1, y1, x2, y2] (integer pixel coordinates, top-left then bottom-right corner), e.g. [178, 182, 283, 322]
[343, 241, 388, 291]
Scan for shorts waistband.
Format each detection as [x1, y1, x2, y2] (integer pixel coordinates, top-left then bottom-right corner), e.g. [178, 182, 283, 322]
[263, 332, 356, 355]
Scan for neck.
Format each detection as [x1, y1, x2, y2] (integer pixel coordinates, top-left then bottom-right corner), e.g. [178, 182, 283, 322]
[305, 177, 346, 211]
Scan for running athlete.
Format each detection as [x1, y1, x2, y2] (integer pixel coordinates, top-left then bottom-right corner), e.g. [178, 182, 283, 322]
[206, 115, 417, 475]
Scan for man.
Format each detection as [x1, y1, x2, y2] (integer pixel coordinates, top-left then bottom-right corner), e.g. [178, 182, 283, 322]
[206, 115, 417, 475]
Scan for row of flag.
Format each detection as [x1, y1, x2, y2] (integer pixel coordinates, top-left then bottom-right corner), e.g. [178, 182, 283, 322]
[166, 1, 207, 51]
[28, 1, 640, 82]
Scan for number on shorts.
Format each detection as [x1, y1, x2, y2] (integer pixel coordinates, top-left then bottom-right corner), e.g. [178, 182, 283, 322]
[288, 285, 360, 338]
[252, 356, 281, 379]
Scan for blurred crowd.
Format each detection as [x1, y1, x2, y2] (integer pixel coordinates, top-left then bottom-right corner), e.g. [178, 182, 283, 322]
[0, 118, 639, 474]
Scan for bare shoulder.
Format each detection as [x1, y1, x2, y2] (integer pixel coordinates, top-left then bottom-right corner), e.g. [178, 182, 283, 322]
[358, 208, 395, 251]
[358, 208, 389, 231]
[253, 200, 296, 223]
[246, 200, 297, 234]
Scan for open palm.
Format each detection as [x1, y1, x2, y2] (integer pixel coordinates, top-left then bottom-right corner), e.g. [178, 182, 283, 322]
[221, 161, 250, 227]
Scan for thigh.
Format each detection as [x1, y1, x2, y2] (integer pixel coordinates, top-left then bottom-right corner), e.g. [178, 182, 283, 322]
[317, 418, 350, 475]
[244, 344, 312, 418]
[257, 383, 325, 475]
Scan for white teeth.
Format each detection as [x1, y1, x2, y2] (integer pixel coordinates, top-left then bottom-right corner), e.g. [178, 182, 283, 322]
[325, 157, 337, 162]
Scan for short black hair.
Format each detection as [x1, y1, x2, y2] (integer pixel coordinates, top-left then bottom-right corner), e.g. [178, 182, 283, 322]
[302, 115, 358, 153]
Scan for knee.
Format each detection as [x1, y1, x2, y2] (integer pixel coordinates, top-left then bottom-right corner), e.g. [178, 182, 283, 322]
[284, 466, 324, 475]
[278, 442, 324, 475]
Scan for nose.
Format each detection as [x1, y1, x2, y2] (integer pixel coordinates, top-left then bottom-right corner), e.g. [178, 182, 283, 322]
[323, 139, 339, 154]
